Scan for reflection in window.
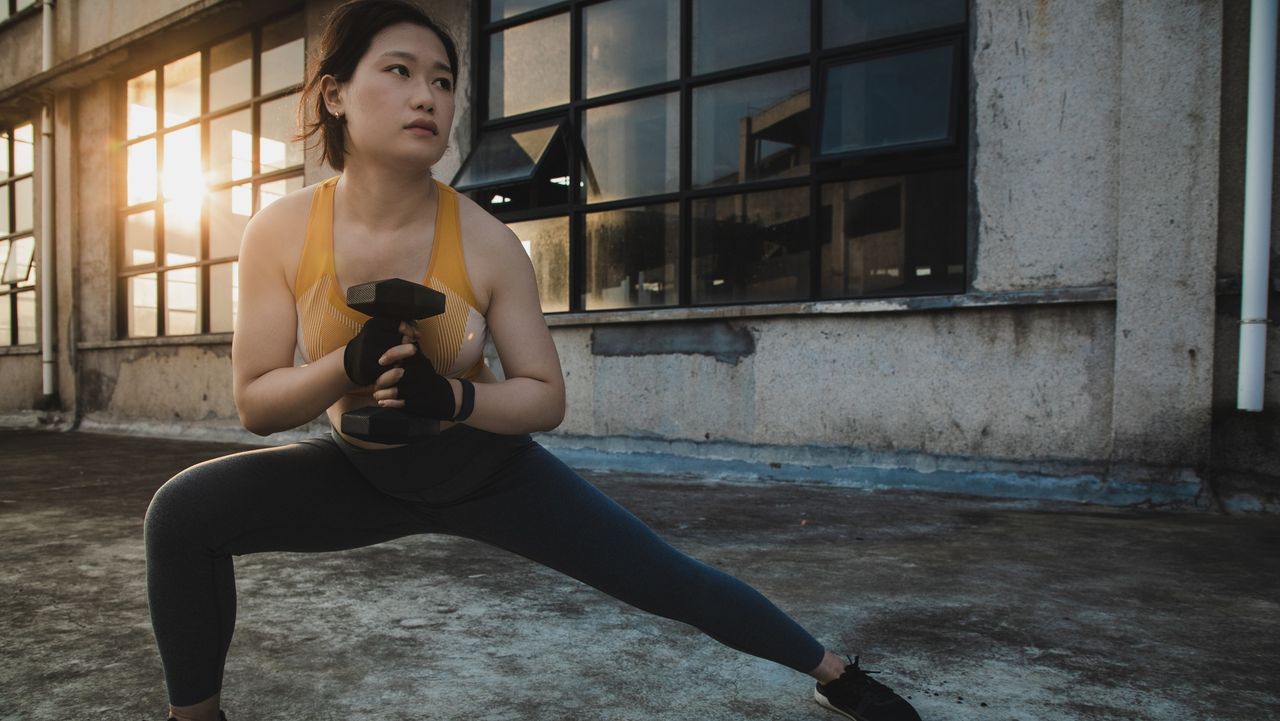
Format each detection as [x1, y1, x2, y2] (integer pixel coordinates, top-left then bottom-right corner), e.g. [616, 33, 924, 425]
[692, 67, 809, 188]
[583, 0, 679, 98]
[164, 53, 202, 127]
[120, 13, 304, 337]
[210, 34, 253, 111]
[453, 119, 569, 213]
[692, 186, 811, 305]
[490, 0, 561, 21]
[506, 216, 569, 312]
[820, 170, 965, 298]
[489, 12, 570, 119]
[692, 0, 808, 75]
[585, 203, 679, 310]
[820, 45, 955, 156]
[823, 0, 966, 48]
[582, 93, 679, 203]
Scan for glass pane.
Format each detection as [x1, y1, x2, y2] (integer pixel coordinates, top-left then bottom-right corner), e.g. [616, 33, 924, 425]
[124, 210, 156, 266]
[127, 140, 157, 205]
[0, 186, 8, 232]
[819, 170, 965, 298]
[490, 0, 560, 20]
[0, 295, 8, 345]
[260, 93, 304, 173]
[692, 67, 809, 188]
[209, 110, 253, 185]
[166, 267, 199, 335]
[821, 47, 954, 156]
[692, 186, 810, 304]
[505, 216, 569, 312]
[14, 124, 33, 175]
[261, 13, 305, 96]
[165, 198, 201, 266]
[258, 175, 303, 212]
[1, 131, 8, 179]
[16, 290, 36, 345]
[210, 184, 252, 259]
[0, 241, 7, 279]
[14, 177, 33, 232]
[824, 0, 966, 48]
[163, 52, 202, 127]
[162, 127, 203, 213]
[584, 203, 679, 310]
[582, 93, 679, 203]
[210, 33, 253, 111]
[209, 261, 238, 333]
[584, 0, 679, 98]
[2, 235, 35, 283]
[127, 71, 158, 139]
[18, 246, 36, 289]
[16, 0, 36, 10]
[128, 272, 158, 337]
[693, 0, 808, 75]
[454, 118, 560, 188]
[488, 13, 570, 119]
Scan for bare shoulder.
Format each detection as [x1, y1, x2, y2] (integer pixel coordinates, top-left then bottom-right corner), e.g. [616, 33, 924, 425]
[454, 188, 527, 312]
[243, 180, 327, 295]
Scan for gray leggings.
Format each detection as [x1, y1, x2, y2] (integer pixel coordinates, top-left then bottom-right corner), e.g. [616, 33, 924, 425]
[143, 423, 827, 706]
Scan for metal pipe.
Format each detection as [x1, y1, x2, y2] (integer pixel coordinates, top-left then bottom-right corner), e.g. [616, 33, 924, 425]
[39, 0, 56, 405]
[1238, 0, 1277, 411]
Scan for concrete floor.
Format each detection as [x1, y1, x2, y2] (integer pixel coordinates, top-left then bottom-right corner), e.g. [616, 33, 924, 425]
[0, 428, 1277, 721]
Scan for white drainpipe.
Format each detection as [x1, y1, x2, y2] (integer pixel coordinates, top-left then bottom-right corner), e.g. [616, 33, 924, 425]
[39, 0, 56, 406]
[1238, 0, 1276, 411]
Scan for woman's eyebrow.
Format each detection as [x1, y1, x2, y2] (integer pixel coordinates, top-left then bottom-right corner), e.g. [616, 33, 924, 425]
[377, 50, 452, 74]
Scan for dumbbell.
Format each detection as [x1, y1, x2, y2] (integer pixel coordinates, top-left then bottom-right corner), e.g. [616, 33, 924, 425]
[340, 277, 447, 444]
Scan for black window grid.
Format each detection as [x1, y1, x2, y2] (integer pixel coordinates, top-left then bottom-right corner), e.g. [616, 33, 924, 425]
[114, 10, 305, 339]
[1, 121, 37, 347]
[468, 0, 970, 313]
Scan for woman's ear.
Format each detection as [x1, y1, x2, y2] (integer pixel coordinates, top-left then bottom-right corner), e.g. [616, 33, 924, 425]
[319, 74, 345, 117]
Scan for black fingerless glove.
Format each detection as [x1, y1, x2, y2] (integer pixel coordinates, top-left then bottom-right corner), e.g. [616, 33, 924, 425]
[397, 351, 458, 421]
[343, 316, 403, 386]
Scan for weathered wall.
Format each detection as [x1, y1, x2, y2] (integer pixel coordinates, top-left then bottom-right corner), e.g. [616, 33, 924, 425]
[548, 304, 1116, 463]
[970, 0, 1119, 292]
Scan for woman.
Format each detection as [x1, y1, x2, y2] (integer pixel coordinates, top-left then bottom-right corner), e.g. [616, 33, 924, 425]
[143, 2, 923, 720]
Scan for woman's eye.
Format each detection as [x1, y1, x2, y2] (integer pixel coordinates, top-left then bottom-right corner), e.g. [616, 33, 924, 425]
[389, 65, 409, 77]
[435, 78, 453, 90]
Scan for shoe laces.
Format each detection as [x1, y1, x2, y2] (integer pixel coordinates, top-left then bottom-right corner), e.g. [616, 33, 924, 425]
[828, 654, 895, 701]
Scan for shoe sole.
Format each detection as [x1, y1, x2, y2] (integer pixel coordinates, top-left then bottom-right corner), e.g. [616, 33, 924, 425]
[814, 687, 868, 721]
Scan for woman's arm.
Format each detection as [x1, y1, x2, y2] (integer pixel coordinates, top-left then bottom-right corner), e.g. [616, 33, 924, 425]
[231, 202, 362, 436]
[377, 222, 566, 435]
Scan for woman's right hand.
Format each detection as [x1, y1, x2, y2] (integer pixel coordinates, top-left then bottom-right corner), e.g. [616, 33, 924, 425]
[369, 321, 422, 396]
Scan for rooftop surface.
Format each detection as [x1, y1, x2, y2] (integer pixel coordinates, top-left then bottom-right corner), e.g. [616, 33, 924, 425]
[1, 428, 1276, 721]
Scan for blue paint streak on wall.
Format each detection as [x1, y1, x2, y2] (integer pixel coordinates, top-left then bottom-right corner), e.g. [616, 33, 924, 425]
[547, 446, 1205, 508]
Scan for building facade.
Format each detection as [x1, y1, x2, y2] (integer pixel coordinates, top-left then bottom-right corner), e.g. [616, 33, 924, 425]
[0, 0, 1275, 512]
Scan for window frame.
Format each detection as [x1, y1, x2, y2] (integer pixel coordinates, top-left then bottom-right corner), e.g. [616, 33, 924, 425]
[113, 9, 306, 340]
[0, 121, 38, 347]
[463, 0, 970, 314]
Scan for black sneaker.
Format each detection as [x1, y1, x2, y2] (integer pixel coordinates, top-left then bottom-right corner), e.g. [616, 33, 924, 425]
[813, 654, 922, 721]
[166, 711, 227, 721]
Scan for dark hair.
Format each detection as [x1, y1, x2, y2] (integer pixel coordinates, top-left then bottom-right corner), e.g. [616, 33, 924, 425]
[296, 0, 459, 171]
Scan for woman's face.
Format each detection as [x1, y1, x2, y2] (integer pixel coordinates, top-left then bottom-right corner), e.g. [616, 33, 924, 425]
[326, 22, 456, 171]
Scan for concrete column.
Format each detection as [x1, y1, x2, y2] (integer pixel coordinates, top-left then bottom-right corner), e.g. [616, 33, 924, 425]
[1112, 1, 1223, 466]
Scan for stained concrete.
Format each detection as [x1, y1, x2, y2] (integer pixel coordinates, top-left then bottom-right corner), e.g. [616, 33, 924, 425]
[1, 428, 1277, 721]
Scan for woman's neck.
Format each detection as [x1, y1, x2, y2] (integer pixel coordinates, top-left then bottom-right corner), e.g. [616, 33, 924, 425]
[334, 160, 438, 235]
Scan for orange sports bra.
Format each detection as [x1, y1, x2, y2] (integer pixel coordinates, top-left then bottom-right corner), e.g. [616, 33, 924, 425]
[292, 175, 489, 381]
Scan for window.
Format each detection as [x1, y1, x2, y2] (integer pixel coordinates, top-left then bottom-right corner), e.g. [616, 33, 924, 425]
[118, 12, 305, 338]
[1, 123, 37, 346]
[0, 0, 39, 25]
[462, 0, 968, 313]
